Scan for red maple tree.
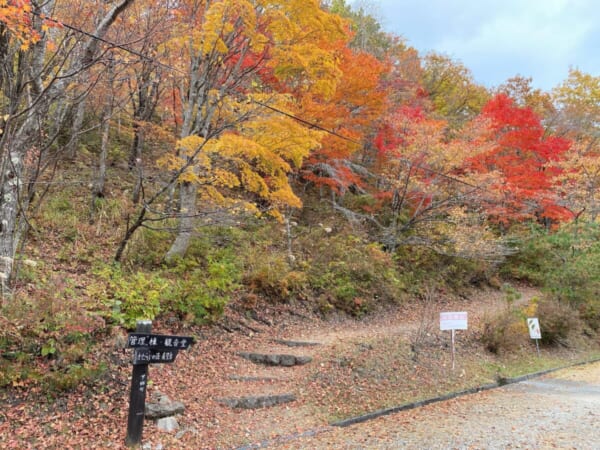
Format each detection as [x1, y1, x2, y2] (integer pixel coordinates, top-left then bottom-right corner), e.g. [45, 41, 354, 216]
[469, 94, 572, 225]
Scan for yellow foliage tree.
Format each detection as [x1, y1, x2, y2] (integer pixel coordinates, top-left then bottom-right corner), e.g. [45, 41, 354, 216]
[156, 0, 347, 260]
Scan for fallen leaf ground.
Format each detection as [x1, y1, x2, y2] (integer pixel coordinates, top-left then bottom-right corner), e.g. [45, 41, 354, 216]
[1, 285, 598, 449]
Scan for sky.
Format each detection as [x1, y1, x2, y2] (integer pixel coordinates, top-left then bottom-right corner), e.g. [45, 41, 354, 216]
[350, 0, 600, 91]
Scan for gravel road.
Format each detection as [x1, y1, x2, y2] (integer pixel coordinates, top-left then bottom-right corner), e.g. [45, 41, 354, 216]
[271, 361, 600, 449]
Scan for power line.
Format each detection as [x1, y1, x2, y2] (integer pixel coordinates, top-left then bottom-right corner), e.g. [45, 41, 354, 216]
[26, 180, 89, 185]
[30, 9, 484, 192]
[31, 9, 185, 75]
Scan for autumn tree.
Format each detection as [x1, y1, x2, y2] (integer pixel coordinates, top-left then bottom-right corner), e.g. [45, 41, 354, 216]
[299, 42, 388, 195]
[553, 69, 600, 136]
[0, 0, 134, 293]
[112, 0, 348, 262]
[361, 105, 506, 258]
[496, 75, 556, 120]
[300, 1, 427, 199]
[422, 52, 489, 127]
[328, 0, 392, 58]
[552, 69, 600, 220]
[468, 93, 572, 226]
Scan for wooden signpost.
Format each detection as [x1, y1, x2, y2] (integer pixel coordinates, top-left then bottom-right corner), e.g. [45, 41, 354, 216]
[125, 320, 194, 447]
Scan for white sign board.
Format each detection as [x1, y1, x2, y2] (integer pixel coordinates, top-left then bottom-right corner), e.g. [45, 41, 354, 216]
[440, 312, 468, 331]
[527, 318, 541, 339]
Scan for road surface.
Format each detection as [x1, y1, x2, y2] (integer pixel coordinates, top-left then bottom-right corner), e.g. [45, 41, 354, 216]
[272, 361, 600, 449]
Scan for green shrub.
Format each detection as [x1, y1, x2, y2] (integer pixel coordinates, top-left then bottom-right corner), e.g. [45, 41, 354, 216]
[244, 253, 303, 301]
[124, 227, 173, 268]
[502, 222, 600, 331]
[42, 362, 107, 393]
[579, 302, 600, 332]
[393, 243, 497, 296]
[88, 264, 166, 329]
[1, 285, 108, 391]
[306, 234, 404, 315]
[124, 225, 246, 323]
[164, 250, 242, 324]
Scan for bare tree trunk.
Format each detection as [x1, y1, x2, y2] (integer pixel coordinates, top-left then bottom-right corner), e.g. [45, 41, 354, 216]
[0, 0, 53, 295]
[89, 57, 116, 222]
[163, 53, 200, 263]
[66, 98, 87, 159]
[130, 72, 160, 204]
[0, 137, 22, 294]
[164, 181, 196, 262]
[131, 126, 145, 204]
[0, 0, 133, 295]
[65, 0, 135, 159]
[90, 102, 112, 223]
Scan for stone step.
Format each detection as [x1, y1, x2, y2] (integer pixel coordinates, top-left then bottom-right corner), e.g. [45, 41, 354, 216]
[217, 393, 296, 409]
[274, 339, 321, 347]
[237, 352, 312, 366]
[228, 375, 288, 382]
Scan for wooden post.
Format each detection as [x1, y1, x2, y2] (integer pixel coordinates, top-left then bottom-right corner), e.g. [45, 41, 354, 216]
[125, 320, 152, 447]
[451, 329, 456, 371]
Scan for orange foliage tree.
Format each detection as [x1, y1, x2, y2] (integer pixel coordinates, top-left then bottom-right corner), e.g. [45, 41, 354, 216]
[367, 105, 497, 254]
[300, 43, 388, 194]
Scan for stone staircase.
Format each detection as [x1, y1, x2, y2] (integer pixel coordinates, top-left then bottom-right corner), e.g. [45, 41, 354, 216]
[217, 339, 320, 410]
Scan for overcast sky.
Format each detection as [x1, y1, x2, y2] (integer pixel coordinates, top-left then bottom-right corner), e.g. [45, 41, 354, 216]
[350, 0, 599, 91]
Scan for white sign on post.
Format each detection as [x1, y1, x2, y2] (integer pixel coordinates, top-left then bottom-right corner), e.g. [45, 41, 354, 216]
[440, 312, 468, 370]
[527, 317, 542, 357]
[440, 311, 468, 331]
[527, 318, 541, 339]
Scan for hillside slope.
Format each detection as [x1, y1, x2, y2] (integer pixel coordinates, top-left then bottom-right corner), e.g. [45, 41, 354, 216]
[1, 284, 598, 449]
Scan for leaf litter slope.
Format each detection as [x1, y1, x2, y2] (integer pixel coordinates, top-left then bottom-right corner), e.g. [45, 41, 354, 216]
[0, 285, 573, 449]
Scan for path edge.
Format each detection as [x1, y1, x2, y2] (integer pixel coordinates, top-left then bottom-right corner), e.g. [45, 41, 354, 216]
[331, 356, 600, 428]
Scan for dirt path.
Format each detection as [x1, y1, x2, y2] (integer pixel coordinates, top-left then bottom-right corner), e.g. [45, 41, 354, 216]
[268, 362, 600, 449]
[4, 284, 592, 450]
[279, 285, 540, 346]
[207, 285, 545, 449]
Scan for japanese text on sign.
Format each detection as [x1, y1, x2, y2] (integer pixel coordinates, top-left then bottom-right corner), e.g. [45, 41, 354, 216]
[440, 311, 468, 331]
[132, 348, 179, 365]
[127, 333, 194, 349]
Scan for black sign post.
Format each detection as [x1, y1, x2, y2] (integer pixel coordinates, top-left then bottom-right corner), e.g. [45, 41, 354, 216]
[125, 320, 152, 447]
[125, 321, 195, 447]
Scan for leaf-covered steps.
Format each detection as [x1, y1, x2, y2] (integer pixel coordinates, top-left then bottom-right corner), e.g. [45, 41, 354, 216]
[228, 375, 287, 382]
[219, 342, 320, 409]
[236, 352, 312, 366]
[217, 394, 296, 409]
[274, 339, 320, 348]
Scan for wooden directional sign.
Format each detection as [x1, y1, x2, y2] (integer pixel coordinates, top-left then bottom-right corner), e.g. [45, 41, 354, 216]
[132, 348, 179, 366]
[125, 323, 195, 447]
[127, 333, 194, 350]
